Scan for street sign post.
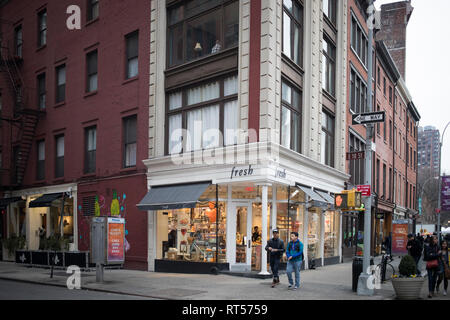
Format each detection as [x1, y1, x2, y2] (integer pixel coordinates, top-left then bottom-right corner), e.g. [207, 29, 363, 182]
[352, 111, 385, 125]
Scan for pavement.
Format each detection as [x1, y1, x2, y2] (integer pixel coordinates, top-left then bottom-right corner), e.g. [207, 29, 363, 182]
[0, 255, 448, 300]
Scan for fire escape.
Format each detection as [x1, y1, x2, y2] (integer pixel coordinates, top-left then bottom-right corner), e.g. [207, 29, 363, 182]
[0, 39, 44, 189]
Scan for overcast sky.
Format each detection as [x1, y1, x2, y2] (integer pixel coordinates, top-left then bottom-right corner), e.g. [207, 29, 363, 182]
[374, 0, 450, 175]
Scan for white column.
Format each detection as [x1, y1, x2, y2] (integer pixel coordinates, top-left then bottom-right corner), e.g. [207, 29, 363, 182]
[320, 209, 325, 267]
[272, 186, 277, 231]
[259, 184, 270, 275]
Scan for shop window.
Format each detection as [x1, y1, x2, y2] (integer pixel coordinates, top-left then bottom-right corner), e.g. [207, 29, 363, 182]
[158, 202, 226, 263]
[307, 208, 321, 260]
[36, 140, 45, 180]
[123, 115, 137, 168]
[55, 135, 64, 178]
[38, 9, 47, 47]
[50, 197, 74, 241]
[281, 79, 302, 153]
[87, 0, 99, 22]
[167, 0, 239, 67]
[126, 31, 139, 79]
[324, 211, 339, 258]
[86, 50, 98, 92]
[37, 73, 46, 109]
[55, 64, 66, 104]
[282, 0, 303, 67]
[166, 75, 238, 155]
[84, 126, 96, 174]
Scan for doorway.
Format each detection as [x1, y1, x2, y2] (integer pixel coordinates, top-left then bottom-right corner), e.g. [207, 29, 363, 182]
[230, 202, 252, 272]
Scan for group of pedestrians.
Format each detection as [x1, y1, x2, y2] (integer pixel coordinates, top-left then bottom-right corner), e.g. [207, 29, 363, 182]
[406, 233, 449, 298]
[265, 229, 303, 290]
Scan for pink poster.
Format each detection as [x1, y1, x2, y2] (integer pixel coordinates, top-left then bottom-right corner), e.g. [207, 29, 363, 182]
[392, 221, 408, 254]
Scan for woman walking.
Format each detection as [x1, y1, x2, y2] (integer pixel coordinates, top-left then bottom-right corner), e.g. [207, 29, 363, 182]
[436, 240, 449, 296]
[424, 235, 442, 298]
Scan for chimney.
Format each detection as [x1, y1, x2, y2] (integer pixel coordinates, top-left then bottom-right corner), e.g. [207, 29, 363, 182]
[376, 0, 413, 79]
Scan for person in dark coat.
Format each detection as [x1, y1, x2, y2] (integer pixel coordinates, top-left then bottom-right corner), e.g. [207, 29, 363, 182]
[424, 235, 442, 298]
[406, 234, 422, 275]
[436, 240, 449, 296]
[265, 229, 285, 287]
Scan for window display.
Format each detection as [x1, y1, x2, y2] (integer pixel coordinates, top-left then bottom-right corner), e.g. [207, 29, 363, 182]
[324, 210, 339, 258]
[160, 202, 226, 263]
[308, 208, 321, 260]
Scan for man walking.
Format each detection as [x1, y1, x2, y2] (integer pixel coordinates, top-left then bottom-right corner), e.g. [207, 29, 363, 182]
[265, 229, 284, 288]
[406, 233, 422, 275]
[286, 232, 303, 290]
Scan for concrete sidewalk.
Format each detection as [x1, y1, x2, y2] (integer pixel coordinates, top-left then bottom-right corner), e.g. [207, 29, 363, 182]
[0, 256, 447, 300]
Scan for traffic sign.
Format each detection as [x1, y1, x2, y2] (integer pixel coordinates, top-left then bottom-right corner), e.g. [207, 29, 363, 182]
[357, 185, 371, 197]
[346, 151, 365, 160]
[352, 111, 385, 125]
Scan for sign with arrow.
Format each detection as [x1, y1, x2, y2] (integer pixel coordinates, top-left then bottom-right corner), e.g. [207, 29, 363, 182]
[352, 111, 385, 125]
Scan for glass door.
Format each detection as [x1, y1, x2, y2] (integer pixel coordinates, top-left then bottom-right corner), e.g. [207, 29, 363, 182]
[233, 202, 252, 271]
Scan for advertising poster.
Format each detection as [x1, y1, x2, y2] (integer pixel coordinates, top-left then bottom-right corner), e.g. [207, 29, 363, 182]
[107, 218, 125, 263]
[441, 176, 450, 211]
[392, 220, 408, 254]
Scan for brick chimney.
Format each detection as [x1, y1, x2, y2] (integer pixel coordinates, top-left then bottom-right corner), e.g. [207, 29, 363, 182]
[376, 0, 413, 79]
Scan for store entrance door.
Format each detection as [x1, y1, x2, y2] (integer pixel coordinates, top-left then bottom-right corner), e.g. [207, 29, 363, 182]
[342, 214, 357, 262]
[231, 202, 252, 272]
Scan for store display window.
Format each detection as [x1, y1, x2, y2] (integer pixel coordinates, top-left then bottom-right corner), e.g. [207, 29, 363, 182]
[307, 208, 321, 260]
[158, 201, 227, 263]
[324, 210, 339, 258]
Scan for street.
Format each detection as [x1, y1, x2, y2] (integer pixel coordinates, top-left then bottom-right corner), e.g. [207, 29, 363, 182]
[0, 279, 155, 300]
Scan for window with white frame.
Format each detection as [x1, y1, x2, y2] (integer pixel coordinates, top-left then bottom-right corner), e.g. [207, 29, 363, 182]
[281, 79, 302, 153]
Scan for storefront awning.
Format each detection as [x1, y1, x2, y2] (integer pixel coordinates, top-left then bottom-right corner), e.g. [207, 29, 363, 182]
[137, 182, 211, 211]
[29, 193, 63, 208]
[0, 197, 22, 209]
[296, 185, 326, 203]
[315, 191, 334, 205]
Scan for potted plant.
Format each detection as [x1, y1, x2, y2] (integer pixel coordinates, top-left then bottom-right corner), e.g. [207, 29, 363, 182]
[391, 255, 425, 300]
[3, 234, 26, 260]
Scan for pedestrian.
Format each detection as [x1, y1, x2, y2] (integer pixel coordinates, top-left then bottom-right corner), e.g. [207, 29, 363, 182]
[424, 235, 441, 298]
[265, 229, 284, 288]
[436, 240, 449, 296]
[285, 231, 303, 290]
[406, 233, 422, 275]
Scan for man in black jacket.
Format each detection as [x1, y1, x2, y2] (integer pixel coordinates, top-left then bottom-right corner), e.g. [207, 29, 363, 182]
[406, 234, 422, 275]
[265, 229, 285, 287]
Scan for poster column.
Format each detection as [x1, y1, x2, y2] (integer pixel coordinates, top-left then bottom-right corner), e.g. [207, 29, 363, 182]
[392, 220, 408, 255]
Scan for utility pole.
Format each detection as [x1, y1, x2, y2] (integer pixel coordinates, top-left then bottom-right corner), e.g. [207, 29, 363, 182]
[357, 0, 375, 296]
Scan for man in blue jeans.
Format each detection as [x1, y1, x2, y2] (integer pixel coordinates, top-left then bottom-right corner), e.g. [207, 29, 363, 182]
[286, 231, 303, 290]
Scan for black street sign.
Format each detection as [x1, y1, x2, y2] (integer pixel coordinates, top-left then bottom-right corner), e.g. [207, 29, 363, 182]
[352, 111, 385, 125]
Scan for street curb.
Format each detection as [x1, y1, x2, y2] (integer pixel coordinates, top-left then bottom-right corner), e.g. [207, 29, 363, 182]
[0, 276, 169, 300]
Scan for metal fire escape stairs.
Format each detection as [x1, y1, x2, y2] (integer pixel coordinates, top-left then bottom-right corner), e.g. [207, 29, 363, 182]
[0, 45, 44, 187]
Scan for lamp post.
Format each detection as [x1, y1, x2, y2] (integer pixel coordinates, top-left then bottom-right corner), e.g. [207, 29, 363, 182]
[437, 121, 450, 243]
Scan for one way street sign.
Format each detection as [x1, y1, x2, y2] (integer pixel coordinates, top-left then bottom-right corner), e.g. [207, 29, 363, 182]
[352, 111, 385, 125]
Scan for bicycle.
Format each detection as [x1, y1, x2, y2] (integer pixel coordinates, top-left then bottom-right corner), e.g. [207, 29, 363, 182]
[374, 252, 396, 282]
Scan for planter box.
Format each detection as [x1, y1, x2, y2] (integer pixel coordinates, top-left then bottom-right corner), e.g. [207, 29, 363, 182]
[15, 250, 89, 269]
[392, 277, 426, 300]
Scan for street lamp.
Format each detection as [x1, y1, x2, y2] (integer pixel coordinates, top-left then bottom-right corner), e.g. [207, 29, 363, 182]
[437, 121, 450, 244]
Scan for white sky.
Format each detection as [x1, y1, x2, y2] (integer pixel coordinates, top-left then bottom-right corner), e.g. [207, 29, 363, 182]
[374, 0, 450, 175]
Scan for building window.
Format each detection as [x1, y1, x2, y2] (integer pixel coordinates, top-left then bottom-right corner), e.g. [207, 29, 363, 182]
[123, 115, 137, 168]
[37, 140, 45, 180]
[87, 0, 99, 21]
[85, 126, 96, 174]
[377, 66, 380, 86]
[350, 69, 367, 114]
[376, 159, 380, 195]
[383, 111, 387, 141]
[389, 86, 393, 104]
[38, 9, 47, 47]
[167, 0, 239, 68]
[322, 37, 335, 96]
[283, 0, 303, 67]
[349, 133, 365, 186]
[382, 164, 386, 199]
[351, 15, 368, 66]
[388, 167, 392, 200]
[86, 50, 98, 92]
[389, 120, 392, 147]
[37, 73, 46, 109]
[323, 0, 336, 25]
[166, 74, 238, 155]
[55, 64, 66, 103]
[55, 135, 64, 178]
[15, 25, 23, 58]
[281, 79, 302, 153]
[321, 110, 334, 167]
[126, 31, 139, 79]
[383, 77, 386, 96]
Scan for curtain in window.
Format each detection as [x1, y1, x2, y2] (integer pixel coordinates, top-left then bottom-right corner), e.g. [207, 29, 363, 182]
[224, 76, 238, 96]
[125, 143, 137, 167]
[224, 100, 239, 146]
[186, 108, 202, 152]
[87, 128, 96, 151]
[187, 81, 219, 105]
[283, 12, 291, 60]
[56, 136, 64, 157]
[169, 92, 182, 110]
[281, 106, 291, 149]
[202, 104, 219, 149]
[168, 114, 182, 154]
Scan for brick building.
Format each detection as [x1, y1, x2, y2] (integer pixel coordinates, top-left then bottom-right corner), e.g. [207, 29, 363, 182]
[0, 0, 150, 270]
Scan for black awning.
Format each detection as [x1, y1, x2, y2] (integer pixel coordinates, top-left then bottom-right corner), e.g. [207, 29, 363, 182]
[29, 193, 63, 208]
[137, 182, 211, 211]
[0, 197, 22, 209]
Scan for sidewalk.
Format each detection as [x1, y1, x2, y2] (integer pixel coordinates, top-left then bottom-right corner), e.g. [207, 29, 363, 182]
[0, 256, 447, 300]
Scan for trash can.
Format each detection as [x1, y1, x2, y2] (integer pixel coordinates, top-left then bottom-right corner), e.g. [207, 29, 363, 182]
[352, 257, 374, 292]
